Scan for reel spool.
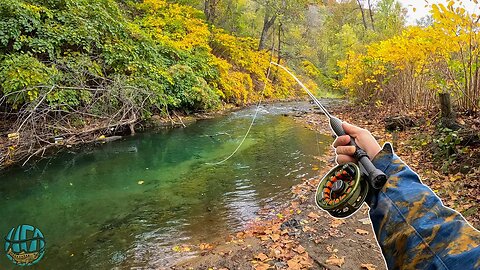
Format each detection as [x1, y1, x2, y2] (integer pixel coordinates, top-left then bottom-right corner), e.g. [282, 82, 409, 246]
[315, 163, 370, 218]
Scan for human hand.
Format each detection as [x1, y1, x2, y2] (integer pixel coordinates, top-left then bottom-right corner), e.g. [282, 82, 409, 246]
[333, 122, 382, 165]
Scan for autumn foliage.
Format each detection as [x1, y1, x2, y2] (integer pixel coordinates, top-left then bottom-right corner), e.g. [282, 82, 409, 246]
[337, 0, 480, 112]
[0, 0, 301, 115]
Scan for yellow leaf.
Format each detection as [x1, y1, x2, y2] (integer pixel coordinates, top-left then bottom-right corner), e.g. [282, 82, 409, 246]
[7, 132, 19, 140]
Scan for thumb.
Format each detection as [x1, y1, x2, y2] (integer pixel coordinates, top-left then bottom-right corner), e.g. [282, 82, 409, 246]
[342, 122, 364, 137]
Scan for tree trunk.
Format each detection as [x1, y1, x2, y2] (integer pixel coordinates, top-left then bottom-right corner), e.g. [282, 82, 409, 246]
[356, 0, 368, 30]
[367, 0, 375, 31]
[439, 92, 461, 129]
[258, 13, 277, 51]
[439, 92, 453, 119]
[204, 0, 219, 23]
[276, 22, 282, 64]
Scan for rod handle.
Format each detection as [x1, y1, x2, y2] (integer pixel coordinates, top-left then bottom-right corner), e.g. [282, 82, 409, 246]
[329, 117, 387, 190]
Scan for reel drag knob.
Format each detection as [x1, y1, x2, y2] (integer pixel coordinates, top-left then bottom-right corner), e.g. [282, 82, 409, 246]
[315, 163, 370, 218]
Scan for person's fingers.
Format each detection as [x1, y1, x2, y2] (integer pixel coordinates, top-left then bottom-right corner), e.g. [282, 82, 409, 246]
[342, 122, 365, 137]
[335, 146, 356, 156]
[336, 155, 356, 165]
[333, 135, 351, 147]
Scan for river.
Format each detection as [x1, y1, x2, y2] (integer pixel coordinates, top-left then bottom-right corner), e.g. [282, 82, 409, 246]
[0, 102, 332, 269]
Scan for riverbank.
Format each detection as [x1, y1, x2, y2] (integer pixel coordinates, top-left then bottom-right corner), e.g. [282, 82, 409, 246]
[0, 97, 310, 170]
[174, 100, 479, 270]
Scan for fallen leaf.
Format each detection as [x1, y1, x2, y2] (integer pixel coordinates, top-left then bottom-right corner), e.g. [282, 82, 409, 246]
[270, 234, 280, 242]
[330, 219, 346, 228]
[287, 259, 301, 270]
[138, 180, 144, 185]
[256, 252, 269, 262]
[253, 261, 271, 270]
[358, 218, 371, 225]
[199, 243, 214, 250]
[325, 255, 345, 267]
[293, 245, 306, 254]
[356, 229, 369, 235]
[307, 212, 320, 220]
[7, 132, 19, 140]
[270, 248, 282, 258]
[361, 263, 377, 270]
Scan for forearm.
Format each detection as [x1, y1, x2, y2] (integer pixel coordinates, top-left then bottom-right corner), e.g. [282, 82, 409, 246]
[369, 143, 480, 269]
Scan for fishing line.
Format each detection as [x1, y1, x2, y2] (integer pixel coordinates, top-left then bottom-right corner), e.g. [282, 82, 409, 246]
[205, 65, 273, 166]
[207, 62, 321, 166]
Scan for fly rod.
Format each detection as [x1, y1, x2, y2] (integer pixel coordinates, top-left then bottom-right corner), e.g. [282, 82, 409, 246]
[271, 62, 387, 191]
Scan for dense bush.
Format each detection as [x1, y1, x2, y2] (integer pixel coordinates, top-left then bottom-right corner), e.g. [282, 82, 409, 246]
[337, 1, 480, 112]
[0, 0, 303, 117]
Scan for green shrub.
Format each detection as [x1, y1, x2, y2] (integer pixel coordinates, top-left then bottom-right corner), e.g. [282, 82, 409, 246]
[0, 54, 58, 107]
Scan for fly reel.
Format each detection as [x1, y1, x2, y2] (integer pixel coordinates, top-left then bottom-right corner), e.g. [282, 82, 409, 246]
[315, 163, 370, 218]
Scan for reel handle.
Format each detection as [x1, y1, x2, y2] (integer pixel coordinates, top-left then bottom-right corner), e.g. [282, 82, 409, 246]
[329, 116, 387, 190]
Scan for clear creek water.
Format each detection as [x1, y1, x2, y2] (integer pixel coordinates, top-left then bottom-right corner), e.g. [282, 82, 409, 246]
[0, 102, 331, 269]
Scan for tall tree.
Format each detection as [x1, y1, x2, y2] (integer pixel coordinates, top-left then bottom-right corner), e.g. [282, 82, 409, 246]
[259, 5, 277, 50]
[356, 0, 368, 30]
[367, 0, 375, 30]
[204, 0, 220, 23]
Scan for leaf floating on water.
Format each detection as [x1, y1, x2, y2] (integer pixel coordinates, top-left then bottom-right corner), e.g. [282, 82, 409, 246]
[172, 245, 191, 252]
[361, 263, 377, 270]
[137, 180, 144, 185]
[325, 254, 345, 267]
[356, 229, 369, 235]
